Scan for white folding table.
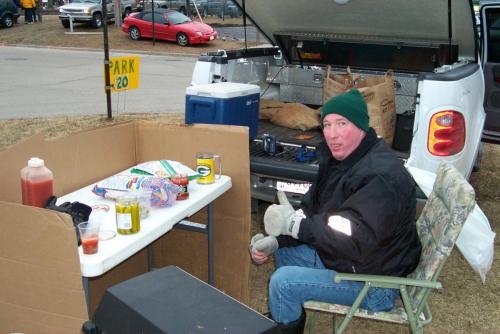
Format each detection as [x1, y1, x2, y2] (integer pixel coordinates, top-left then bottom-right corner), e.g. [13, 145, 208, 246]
[57, 175, 232, 315]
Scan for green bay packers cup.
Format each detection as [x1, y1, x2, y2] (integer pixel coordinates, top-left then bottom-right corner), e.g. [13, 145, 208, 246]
[196, 153, 222, 184]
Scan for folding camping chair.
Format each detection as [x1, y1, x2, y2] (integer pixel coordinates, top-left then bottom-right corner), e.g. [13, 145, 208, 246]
[303, 162, 476, 334]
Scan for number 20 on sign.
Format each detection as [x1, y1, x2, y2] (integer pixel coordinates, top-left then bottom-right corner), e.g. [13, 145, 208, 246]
[106, 56, 140, 93]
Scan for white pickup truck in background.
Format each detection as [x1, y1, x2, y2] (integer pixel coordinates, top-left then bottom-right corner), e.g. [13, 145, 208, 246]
[190, 0, 497, 281]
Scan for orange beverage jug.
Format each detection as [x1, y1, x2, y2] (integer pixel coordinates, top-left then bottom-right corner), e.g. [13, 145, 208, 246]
[20, 157, 54, 208]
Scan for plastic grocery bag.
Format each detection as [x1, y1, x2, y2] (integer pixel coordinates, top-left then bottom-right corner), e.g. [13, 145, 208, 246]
[92, 175, 180, 208]
[456, 207, 496, 284]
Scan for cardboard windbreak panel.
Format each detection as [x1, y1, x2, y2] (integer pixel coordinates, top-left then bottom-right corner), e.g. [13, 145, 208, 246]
[0, 121, 138, 333]
[136, 121, 252, 304]
[0, 122, 137, 203]
[0, 201, 87, 334]
[0, 120, 252, 332]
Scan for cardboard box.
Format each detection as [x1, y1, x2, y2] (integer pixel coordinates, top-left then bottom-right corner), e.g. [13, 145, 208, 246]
[185, 83, 261, 140]
[0, 121, 252, 333]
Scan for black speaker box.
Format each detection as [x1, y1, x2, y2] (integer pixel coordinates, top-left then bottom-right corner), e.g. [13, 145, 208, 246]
[91, 266, 280, 334]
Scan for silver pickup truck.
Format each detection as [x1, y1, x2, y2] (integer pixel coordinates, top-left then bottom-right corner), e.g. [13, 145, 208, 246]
[59, 0, 137, 28]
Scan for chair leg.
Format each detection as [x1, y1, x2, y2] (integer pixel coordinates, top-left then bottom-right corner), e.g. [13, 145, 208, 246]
[335, 283, 370, 334]
[400, 286, 421, 334]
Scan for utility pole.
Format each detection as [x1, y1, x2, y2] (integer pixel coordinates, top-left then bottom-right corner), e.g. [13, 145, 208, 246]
[185, 0, 190, 17]
[102, 0, 113, 119]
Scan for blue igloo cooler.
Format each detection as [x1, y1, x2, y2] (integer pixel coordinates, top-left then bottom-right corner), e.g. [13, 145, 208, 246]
[185, 82, 261, 140]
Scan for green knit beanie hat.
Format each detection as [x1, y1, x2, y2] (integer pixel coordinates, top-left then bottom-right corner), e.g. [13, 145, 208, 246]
[321, 89, 369, 132]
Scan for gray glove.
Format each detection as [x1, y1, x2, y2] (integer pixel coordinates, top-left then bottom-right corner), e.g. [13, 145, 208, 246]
[249, 233, 278, 256]
[264, 191, 303, 239]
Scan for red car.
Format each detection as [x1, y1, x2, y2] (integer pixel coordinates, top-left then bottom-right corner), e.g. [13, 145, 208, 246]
[121, 9, 218, 46]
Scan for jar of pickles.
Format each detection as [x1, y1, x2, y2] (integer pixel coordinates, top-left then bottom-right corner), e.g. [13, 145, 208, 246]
[115, 193, 141, 234]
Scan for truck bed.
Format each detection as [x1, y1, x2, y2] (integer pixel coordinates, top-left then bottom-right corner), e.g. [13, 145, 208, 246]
[250, 120, 321, 183]
[256, 120, 324, 147]
[250, 119, 411, 183]
[250, 120, 420, 206]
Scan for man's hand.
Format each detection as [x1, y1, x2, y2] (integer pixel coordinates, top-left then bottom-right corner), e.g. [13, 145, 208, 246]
[249, 233, 278, 265]
[264, 191, 303, 238]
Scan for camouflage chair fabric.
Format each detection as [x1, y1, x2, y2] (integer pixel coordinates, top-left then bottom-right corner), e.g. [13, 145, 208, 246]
[303, 162, 476, 334]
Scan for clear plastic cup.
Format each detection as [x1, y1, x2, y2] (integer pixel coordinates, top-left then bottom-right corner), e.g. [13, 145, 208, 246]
[89, 207, 116, 241]
[77, 222, 100, 255]
[134, 190, 152, 219]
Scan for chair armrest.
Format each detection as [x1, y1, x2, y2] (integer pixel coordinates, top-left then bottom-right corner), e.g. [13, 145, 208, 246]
[334, 273, 442, 290]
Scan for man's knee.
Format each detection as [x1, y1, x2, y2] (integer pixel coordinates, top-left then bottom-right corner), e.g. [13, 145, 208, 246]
[269, 266, 295, 294]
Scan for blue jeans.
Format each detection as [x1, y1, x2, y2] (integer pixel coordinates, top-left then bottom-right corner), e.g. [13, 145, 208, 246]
[24, 8, 34, 22]
[269, 244, 399, 324]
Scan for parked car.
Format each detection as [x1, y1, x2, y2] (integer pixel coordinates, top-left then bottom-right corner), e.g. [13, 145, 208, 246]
[0, 0, 20, 28]
[144, 0, 240, 18]
[206, 0, 241, 18]
[137, 0, 169, 11]
[161, 0, 207, 16]
[122, 8, 217, 46]
[58, 0, 137, 28]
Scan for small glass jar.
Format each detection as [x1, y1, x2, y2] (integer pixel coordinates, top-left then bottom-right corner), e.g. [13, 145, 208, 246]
[170, 173, 189, 200]
[115, 193, 141, 235]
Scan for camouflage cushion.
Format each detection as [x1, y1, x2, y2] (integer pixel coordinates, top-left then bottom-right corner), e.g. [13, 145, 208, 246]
[304, 299, 411, 324]
[408, 162, 475, 309]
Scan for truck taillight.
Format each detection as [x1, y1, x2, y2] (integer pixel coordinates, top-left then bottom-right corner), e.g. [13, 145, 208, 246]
[427, 110, 465, 156]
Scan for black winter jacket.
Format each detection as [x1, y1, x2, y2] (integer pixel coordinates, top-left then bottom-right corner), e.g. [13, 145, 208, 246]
[279, 129, 421, 276]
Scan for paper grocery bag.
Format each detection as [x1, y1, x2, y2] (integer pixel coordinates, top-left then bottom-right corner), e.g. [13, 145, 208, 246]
[323, 66, 396, 145]
[323, 66, 361, 98]
[269, 103, 320, 131]
[355, 72, 396, 145]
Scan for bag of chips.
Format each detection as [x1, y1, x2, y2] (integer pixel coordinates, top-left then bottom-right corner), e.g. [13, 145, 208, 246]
[92, 174, 180, 208]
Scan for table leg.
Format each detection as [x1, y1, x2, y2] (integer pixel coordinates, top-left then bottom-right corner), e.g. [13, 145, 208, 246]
[208, 202, 214, 285]
[147, 244, 154, 271]
[175, 204, 214, 285]
[82, 276, 90, 317]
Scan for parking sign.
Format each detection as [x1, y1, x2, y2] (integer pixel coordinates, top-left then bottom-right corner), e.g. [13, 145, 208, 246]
[107, 56, 140, 93]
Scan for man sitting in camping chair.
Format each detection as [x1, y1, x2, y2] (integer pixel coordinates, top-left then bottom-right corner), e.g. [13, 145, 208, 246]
[249, 89, 422, 334]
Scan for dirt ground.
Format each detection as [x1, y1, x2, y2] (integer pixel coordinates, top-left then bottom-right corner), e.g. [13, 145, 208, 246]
[1, 13, 499, 334]
[1, 115, 499, 334]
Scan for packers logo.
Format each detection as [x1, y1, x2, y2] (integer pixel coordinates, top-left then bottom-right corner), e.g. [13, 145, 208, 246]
[196, 164, 211, 177]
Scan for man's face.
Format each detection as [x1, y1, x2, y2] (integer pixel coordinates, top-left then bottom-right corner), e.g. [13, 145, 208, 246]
[322, 114, 366, 160]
